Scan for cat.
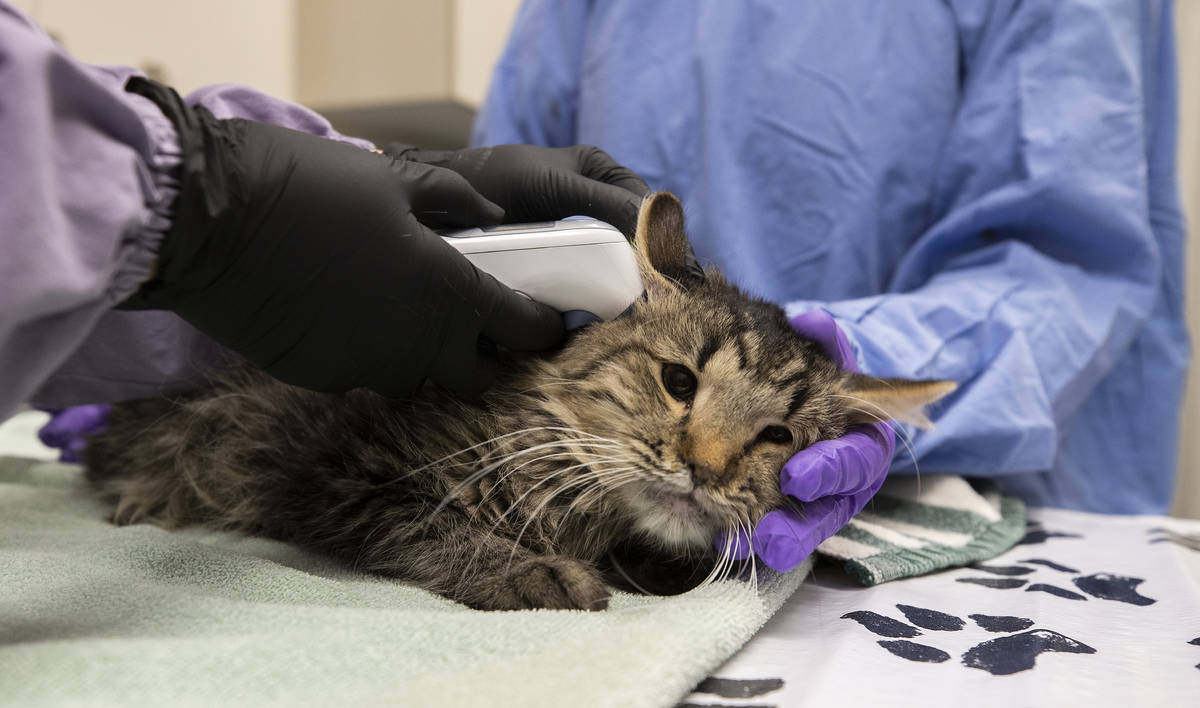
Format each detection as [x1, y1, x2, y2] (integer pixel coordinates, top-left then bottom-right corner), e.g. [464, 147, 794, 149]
[84, 192, 954, 611]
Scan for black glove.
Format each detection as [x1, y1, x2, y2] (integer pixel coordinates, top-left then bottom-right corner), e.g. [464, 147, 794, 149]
[119, 78, 564, 398]
[386, 144, 651, 239]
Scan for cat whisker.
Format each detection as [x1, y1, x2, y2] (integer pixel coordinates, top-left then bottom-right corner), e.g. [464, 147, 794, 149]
[560, 469, 642, 517]
[715, 525, 736, 586]
[723, 525, 741, 585]
[467, 459, 639, 547]
[542, 470, 644, 550]
[518, 377, 580, 394]
[536, 470, 647, 557]
[473, 460, 625, 549]
[606, 550, 654, 595]
[736, 514, 758, 593]
[462, 466, 640, 581]
[502, 467, 643, 574]
[501, 472, 646, 575]
[488, 449, 635, 493]
[472, 452, 638, 519]
[699, 521, 736, 588]
[441, 439, 627, 484]
[422, 442, 635, 525]
[375, 427, 623, 488]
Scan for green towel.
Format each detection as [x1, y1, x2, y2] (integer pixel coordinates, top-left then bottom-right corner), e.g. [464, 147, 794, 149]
[0, 458, 1022, 707]
[0, 458, 807, 708]
[818, 475, 1026, 585]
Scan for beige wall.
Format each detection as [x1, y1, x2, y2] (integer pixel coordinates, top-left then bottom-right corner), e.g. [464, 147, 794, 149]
[296, 0, 452, 108]
[295, 0, 521, 109]
[8, 0, 522, 110]
[1172, 0, 1200, 518]
[451, 0, 522, 106]
[17, 0, 296, 100]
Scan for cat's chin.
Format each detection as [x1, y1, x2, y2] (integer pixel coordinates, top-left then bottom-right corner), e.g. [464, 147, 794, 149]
[619, 483, 717, 551]
[632, 509, 713, 550]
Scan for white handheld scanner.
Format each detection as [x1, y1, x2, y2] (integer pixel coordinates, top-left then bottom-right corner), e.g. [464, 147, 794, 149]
[440, 218, 643, 322]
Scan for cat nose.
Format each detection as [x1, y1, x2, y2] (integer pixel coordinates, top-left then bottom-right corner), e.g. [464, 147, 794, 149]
[688, 463, 720, 486]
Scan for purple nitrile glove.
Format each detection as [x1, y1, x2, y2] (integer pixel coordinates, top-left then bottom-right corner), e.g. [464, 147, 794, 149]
[37, 404, 112, 463]
[723, 309, 896, 572]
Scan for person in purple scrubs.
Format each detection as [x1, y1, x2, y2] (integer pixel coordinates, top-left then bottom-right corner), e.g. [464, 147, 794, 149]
[0, 2, 654, 416]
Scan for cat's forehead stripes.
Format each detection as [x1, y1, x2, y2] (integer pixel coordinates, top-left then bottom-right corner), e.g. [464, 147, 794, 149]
[648, 296, 829, 427]
[568, 341, 657, 380]
[695, 335, 723, 371]
[785, 381, 813, 419]
[733, 333, 751, 371]
[552, 278, 844, 438]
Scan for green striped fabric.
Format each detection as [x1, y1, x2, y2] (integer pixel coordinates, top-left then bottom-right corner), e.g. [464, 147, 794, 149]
[818, 475, 1026, 586]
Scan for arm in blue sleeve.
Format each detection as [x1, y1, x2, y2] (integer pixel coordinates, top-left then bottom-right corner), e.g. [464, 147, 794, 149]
[789, 0, 1173, 477]
[0, 3, 182, 418]
[470, 0, 589, 147]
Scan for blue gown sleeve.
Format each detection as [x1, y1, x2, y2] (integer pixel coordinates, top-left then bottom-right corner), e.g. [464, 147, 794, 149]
[796, 0, 1180, 479]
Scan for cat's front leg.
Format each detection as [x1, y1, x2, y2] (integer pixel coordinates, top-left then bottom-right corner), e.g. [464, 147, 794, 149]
[396, 528, 610, 611]
[487, 552, 610, 611]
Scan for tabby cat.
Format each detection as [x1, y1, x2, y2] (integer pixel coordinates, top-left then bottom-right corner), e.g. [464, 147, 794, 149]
[84, 193, 953, 611]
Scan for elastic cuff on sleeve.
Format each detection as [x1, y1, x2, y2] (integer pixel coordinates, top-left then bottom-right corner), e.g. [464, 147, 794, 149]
[106, 90, 183, 305]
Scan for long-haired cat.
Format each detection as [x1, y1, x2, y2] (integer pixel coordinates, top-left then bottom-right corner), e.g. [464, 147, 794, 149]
[84, 193, 953, 611]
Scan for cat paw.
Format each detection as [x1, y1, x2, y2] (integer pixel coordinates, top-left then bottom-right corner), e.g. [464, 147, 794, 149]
[504, 555, 610, 611]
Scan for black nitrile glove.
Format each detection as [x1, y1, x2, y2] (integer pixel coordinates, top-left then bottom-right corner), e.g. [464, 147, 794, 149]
[386, 144, 651, 239]
[119, 78, 564, 398]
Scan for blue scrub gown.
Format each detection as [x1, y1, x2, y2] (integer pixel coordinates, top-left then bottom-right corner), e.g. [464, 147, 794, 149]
[473, 0, 1188, 514]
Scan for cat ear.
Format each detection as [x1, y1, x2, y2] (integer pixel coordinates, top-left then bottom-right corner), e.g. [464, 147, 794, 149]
[840, 374, 957, 429]
[634, 192, 703, 295]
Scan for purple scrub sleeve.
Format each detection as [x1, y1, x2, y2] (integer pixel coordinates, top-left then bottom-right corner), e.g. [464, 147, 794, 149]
[0, 3, 180, 419]
[0, 3, 393, 415]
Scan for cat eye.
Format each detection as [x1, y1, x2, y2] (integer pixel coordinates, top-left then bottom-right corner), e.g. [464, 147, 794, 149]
[756, 425, 793, 445]
[661, 364, 698, 401]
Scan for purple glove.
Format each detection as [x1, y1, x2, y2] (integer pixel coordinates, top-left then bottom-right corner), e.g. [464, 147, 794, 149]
[725, 310, 896, 572]
[37, 404, 111, 463]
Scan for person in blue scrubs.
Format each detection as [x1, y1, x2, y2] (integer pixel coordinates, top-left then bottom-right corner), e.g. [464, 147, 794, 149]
[473, 0, 1189, 514]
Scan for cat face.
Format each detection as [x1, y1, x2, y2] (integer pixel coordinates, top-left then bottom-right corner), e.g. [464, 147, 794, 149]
[535, 193, 952, 553]
[553, 290, 834, 550]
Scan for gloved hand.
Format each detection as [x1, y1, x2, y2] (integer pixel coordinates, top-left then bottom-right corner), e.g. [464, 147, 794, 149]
[38, 405, 111, 463]
[119, 78, 563, 398]
[726, 310, 896, 571]
[386, 144, 651, 239]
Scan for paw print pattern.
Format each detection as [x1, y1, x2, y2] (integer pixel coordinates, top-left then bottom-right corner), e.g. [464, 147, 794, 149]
[1016, 521, 1082, 546]
[841, 610, 922, 638]
[960, 629, 1096, 675]
[876, 639, 951, 663]
[839, 529, 1169, 676]
[1147, 527, 1200, 551]
[896, 604, 965, 630]
[953, 558, 1156, 606]
[968, 614, 1033, 632]
[682, 676, 784, 708]
[1191, 637, 1200, 671]
[841, 604, 1096, 675]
